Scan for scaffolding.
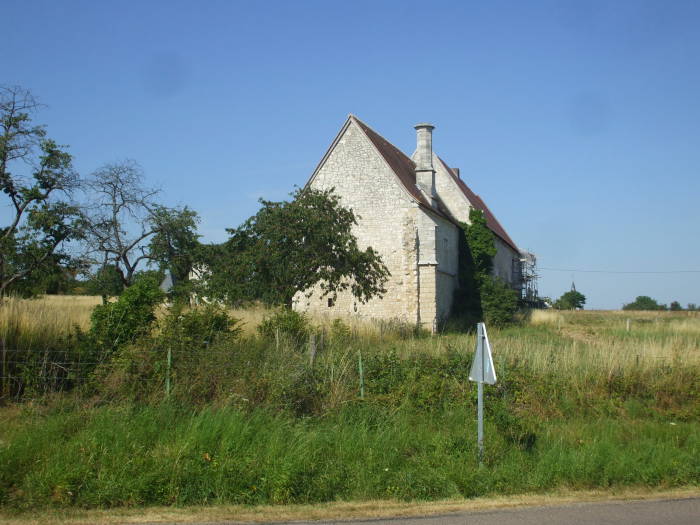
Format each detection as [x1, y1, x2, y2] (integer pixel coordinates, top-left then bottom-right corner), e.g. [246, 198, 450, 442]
[514, 251, 540, 306]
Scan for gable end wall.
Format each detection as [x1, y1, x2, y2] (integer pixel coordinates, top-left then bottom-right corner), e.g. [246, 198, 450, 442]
[294, 121, 422, 323]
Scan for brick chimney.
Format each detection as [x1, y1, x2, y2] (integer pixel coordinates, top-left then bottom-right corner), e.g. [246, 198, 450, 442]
[414, 123, 437, 207]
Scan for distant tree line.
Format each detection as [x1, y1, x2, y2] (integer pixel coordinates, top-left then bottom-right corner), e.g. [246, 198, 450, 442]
[623, 296, 696, 311]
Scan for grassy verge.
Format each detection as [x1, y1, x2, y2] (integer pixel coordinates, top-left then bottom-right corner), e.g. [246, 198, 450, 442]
[1, 403, 698, 510]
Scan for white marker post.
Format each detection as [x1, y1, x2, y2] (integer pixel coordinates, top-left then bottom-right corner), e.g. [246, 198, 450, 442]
[469, 322, 497, 465]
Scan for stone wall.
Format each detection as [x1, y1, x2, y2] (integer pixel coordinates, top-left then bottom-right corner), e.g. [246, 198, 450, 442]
[431, 152, 521, 287]
[433, 212, 459, 322]
[416, 208, 459, 328]
[432, 154, 470, 224]
[294, 119, 421, 324]
[493, 236, 519, 286]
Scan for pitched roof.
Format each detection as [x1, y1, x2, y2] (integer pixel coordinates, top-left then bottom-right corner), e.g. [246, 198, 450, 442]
[351, 117, 430, 208]
[310, 115, 519, 253]
[351, 116, 455, 219]
[438, 157, 519, 253]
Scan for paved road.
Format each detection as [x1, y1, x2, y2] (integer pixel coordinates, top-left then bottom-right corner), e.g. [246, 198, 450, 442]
[167, 498, 699, 525]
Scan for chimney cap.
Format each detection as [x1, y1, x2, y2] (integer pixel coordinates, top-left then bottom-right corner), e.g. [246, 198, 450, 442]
[414, 122, 435, 131]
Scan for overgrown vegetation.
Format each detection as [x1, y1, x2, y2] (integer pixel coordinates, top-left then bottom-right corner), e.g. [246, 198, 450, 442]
[452, 209, 519, 327]
[1, 298, 698, 510]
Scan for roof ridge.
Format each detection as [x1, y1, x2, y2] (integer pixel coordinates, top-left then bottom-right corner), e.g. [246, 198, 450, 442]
[438, 157, 519, 253]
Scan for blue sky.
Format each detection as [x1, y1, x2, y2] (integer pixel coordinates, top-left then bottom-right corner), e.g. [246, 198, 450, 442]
[5, 0, 700, 309]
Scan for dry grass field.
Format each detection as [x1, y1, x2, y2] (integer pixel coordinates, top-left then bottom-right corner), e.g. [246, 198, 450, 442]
[1, 296, 698, 371]
[0, 295, 101, 350]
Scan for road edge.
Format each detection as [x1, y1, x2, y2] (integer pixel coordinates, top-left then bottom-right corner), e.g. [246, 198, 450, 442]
[2, 486, 699, 524]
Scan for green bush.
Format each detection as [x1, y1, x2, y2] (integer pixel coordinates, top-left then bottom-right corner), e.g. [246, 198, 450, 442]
[86, 277, 164, 356]
[480, 276, 519, 327]
[258, 309, 310, 344]
[160, 304, 241, 349]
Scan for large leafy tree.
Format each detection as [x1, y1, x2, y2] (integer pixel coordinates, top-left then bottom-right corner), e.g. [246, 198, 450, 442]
[202, 187, 389, 307]
[81, 160, 199, 293]
[0, 86, 83, 296]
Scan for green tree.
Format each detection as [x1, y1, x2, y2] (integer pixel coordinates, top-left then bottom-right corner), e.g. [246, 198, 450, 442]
[623, 296, 667, 311]
[0, 86, 83, 296]
[86, 264, 125, 297]
[669, 301, 682, 311]
[147, 204, 199, 298]
[554, 290, 586, 310]
[10, 253, 83, 296]
[81, 161, 199, 291]
[201, 187, 389, 307]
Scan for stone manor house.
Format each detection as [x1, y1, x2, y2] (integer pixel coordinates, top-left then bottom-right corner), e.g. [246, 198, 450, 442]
[293, 115, 524, 331]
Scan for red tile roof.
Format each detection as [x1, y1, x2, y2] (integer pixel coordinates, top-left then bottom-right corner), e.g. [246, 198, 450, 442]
[352, 116, 455, 219]
[319, 115, 519, 254]
[352, 117, 430, 208]
[438, 157, 519, 253]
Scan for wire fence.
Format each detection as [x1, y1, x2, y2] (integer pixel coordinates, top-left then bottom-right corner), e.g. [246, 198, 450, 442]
[0, 330, 330, 402]
[1, 345, 180, 401]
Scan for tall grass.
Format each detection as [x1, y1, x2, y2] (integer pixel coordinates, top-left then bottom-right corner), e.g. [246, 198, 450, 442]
[0, 299, 698, 509]
[1, 404, 697, 508]
[0, 296, 99, 350]
[2, 297, 698, 413]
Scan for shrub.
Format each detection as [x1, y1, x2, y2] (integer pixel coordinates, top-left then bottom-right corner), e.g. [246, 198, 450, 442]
[93, 305, 242, 403]
[258, 309, 310, 344]
[87, 277, 164, 356]
[480, 276, 519, 327]
[159, 304, 241, 349]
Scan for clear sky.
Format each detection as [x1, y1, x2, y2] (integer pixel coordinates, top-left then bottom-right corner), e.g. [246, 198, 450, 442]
[5, 0, 700, 309]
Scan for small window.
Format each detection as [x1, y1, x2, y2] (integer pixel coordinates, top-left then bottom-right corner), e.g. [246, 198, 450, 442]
[328, 297, 334, 308]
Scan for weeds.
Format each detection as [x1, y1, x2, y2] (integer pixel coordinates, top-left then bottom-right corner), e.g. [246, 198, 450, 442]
[0, 300, 698, 509]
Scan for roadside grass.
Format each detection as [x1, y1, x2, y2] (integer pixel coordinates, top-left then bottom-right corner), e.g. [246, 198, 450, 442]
[0, 297, 698, 512]
[1, 404, 698, 510]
